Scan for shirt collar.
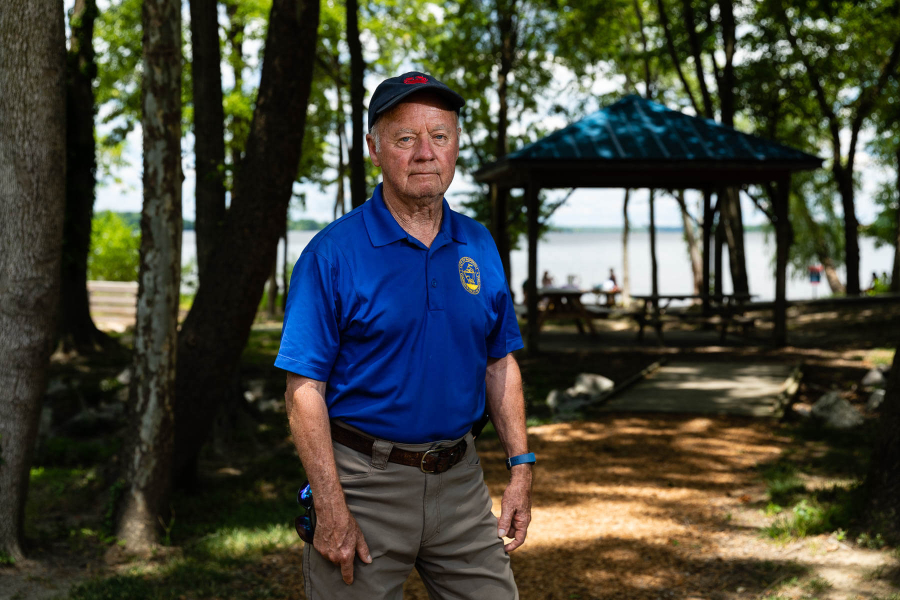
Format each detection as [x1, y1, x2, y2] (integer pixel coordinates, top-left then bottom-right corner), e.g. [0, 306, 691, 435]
[363, 183, 467, 247]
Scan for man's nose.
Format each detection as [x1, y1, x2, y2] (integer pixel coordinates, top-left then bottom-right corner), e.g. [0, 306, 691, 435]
[413, 136, 436, 161]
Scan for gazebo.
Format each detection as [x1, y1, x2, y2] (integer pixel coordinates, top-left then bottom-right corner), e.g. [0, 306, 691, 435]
[473, 94, 823, 351]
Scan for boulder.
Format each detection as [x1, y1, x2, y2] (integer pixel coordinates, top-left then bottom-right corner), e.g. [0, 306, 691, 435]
[861, 368, 885, 387]
[116, 368, 132, 386]
[867, 389, 886, 412]
[811, 391, 863, 429]
[566, 373, 614, 399]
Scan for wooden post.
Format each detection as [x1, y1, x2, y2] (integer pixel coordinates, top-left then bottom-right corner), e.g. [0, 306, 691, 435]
[525, 183, 540, 353]
[702, 188, 712, 316]
[774, 175, 791, 347]
[649, 189, 659, 299]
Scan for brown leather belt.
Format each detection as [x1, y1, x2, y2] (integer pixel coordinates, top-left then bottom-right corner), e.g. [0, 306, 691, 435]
[330, 423, 467, 474]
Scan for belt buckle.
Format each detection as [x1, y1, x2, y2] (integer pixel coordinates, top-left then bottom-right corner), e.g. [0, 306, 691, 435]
[420, 446, 446, 473]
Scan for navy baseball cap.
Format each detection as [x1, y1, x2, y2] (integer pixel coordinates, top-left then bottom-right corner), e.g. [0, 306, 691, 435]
[368, 71, 465, 131]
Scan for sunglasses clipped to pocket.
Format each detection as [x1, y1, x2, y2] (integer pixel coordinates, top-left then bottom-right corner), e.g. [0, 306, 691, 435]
[294, 480, 315, 544]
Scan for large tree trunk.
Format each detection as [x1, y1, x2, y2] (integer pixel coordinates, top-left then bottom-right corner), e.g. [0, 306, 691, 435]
[60, 0, 109, 354]
[173, 0, 320, 489]
[622, 189, 631, 307]
[491, 0, 516, 283]
[676, 190, 703, 297]
[116, 0, 182, 552]
[190, 0, 226, 282]
[0, 0, 67, 561]
[866, 345, 900, 539]
[837, 169, 861, 295]
[892, 147, 899, 293]
[347, 0, 366, 208]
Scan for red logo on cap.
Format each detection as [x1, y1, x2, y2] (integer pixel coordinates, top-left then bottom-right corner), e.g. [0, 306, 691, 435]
[404, 75, 428, 84]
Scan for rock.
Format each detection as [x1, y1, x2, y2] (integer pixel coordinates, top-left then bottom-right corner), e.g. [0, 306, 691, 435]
[245, 379, 266, 402]
[546, 389, 562, 411]
[566, 373, 614, 399]
[546, 388, 592, 420]
[792, 403, 813, 418]
[258, 398, 284, 413]
[867, 389, 886, 412]
[811, 391, 864, 429]
[861, 368, 885, 387]
[115, 368, 132, 386]
[45, 377, 68, 396]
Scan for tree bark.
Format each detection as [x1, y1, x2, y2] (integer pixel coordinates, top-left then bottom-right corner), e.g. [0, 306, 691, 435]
[649, 189, 659, 298]
[622, 189, 631, 307]
[0, 0, 67, 561]
[836, 170, 861, 295]
[59, 0, 109, 354]
[676, 191, 703, 297]
[866, 344, 900, 539]
[173, 0, 320, 489]
[116, 0, 182, 552]
[347, 0, 366, 208]
[190, 0, 226, 282]
[793, 191, 846, 294]
[491, 0, 516, 283]
[893, 146, 900, 293]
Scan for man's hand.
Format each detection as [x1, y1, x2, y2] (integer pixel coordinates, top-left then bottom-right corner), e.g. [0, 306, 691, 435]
[313, 502, 372, 585]
[497, 465, 533, 552]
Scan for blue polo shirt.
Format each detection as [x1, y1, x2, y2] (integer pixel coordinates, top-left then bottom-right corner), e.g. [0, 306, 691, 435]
[275, 184, 523, 443]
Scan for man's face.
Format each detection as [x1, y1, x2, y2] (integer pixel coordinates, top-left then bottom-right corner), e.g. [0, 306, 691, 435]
[366, 93, 460, 205]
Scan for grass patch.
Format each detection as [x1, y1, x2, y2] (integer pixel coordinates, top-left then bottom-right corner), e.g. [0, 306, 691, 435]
[761, 460, 806, 505]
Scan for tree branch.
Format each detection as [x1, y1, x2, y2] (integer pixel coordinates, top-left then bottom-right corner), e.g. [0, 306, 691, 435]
[655, 0, 701, 114]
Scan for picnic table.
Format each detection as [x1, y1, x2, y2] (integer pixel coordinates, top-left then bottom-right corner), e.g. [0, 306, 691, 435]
[630, 293, 757, 342]
[534, 287, 598, 335]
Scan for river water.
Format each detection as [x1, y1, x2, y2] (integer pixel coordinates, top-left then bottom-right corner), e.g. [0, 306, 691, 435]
[181, 229, 894, 302]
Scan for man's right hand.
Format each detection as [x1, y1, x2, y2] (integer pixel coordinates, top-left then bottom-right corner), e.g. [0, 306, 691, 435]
[312, 502, 373, 585]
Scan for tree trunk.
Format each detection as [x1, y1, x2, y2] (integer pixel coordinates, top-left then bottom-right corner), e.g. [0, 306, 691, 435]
[491, 0, 516, 284]
[224, 1, 247, 174]
[866, 344, 900, 539]
[677, 190, 703, 297]
[649, 189, 659, 298]
[347, 0, 366, 208]
[622, 188, 631, 307]
[0, 0, 67, 561]
[721, 187, 750, 295]
[837, 170, 861, 295]
[116, 0, 182, 552]
[190, 0, 226, 282]
[173, 0, 320, 489]
[59, 0, 109, 354]
[335, 79, 347, 219]
[267, 257, 277, 319]
[892, 147, 899, 293]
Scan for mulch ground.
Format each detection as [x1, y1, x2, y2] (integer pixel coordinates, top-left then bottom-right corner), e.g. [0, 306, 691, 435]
[238, 414, 899, 600]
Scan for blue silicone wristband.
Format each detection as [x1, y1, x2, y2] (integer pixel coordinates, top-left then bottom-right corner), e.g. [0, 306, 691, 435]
[506, 452, 536, 470]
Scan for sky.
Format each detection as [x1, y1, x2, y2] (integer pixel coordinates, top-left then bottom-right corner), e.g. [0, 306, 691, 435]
[86, 0, 895, 230]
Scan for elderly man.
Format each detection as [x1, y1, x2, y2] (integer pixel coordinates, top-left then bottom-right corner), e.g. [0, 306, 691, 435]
[276, 71, 533, 599]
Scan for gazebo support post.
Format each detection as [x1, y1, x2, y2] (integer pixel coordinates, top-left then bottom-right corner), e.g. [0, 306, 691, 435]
[774, 175, 791, 347]
[702, 188, 712, 316]
[649, 189, 659, 299]
[490, 183, 511, 283]
[525, 183, 540, 353]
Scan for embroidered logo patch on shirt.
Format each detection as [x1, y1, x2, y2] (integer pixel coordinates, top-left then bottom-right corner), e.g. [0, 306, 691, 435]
[458, 257, 481, 295]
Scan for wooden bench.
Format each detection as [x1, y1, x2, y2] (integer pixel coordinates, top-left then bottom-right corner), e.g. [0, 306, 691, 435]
[87, 280, 138, 321]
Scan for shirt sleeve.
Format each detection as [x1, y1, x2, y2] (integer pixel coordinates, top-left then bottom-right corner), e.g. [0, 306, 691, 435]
[486, 280, 525, 358]
[274, 250, 342, 380]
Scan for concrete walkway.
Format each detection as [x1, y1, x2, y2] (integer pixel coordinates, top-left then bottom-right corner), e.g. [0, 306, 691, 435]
[594, 361, 800, 418]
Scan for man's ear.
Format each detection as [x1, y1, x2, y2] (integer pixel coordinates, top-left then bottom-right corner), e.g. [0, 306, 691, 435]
[366, 133, 381, 167]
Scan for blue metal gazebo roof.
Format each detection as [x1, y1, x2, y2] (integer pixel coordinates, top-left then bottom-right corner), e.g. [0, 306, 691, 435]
[474, 94, 822, 188]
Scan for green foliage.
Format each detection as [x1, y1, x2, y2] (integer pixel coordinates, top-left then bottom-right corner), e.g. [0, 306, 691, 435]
[0, 551, 14, 566]
[87, 211, 140, 281]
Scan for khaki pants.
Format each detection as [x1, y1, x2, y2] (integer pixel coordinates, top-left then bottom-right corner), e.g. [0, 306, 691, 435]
[303, 424, 519, 600]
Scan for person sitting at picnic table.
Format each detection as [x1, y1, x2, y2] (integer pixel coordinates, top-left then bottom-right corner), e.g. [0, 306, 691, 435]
[599, 268, 621, 307]
[541, 270, 554, 289]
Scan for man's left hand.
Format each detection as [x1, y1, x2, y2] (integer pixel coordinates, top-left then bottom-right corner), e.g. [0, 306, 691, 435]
[497, 465, 533, 552]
